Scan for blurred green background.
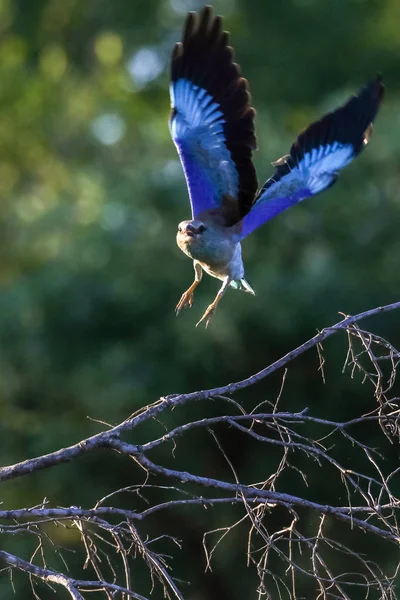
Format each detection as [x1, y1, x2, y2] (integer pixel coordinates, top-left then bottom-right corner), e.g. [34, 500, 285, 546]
[0, 0, 399, 598]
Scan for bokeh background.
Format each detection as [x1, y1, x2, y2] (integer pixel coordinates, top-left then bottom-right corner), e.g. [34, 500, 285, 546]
[0, 0, 399, 598]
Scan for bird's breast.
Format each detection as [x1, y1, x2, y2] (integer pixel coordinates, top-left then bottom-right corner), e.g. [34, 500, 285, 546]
[177, 231, 232, 265]
[177, 231, 244, 281]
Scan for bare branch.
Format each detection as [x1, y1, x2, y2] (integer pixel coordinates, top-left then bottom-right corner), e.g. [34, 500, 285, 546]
[0, 550, 149, 599]
[0, 301, 399, 598]
[0, 301, 399, 485]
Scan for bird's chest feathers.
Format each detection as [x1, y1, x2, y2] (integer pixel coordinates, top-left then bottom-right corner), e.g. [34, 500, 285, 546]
[177, 234, 232, 266]
[177, 234, 244, 281]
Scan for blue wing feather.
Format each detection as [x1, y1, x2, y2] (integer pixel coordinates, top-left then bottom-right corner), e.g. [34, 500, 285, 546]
[169, 7, 257, 224]
[170, 79, 239, 217]
[240, 76, 384, 238]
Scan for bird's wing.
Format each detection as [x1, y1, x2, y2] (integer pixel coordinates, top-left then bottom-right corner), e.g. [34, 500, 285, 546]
[240, 76, 384, 238]
[170, 6, 258, 225]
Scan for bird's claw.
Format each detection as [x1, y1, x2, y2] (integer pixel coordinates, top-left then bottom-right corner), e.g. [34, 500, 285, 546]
[175, 290, 194, 315]
[196, 304, 216, 328]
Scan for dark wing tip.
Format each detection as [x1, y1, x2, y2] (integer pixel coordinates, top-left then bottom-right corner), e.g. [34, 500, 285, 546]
[374, 72, 384, 93]
[182, 11, 198, 46]
[359, 75, 384, 147]
[259, 76, 384, 198]
[362, 73, 384, 115]
[291, 74, 385, 162]
[372, 74, 385, 113]
[170, 5, 258, 221]
[171, 42, 182, 65]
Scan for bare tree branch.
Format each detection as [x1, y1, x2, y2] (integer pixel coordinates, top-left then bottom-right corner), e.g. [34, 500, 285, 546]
[0, 550, 149, 599]
[1, 301, 400, 598]
[1, 301, 399, 485]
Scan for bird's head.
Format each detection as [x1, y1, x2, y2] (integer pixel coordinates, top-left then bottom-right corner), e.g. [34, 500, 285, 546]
[176, 219, 214, 260]
[176, 217, 238, 266]
[177, 219, 207, 239]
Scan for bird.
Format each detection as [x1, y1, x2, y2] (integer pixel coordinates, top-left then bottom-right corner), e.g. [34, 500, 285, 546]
[169, 6, 384, 327]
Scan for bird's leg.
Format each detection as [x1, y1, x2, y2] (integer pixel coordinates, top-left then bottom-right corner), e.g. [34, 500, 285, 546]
[196, 276, 230, 328]
[175, 261, 203, 315]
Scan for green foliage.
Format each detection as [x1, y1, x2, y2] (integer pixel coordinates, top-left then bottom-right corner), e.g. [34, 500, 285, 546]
[0, 0, 399, 597]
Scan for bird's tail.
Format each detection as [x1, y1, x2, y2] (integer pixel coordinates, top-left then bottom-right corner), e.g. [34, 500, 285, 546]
[230, 279, 256, 294]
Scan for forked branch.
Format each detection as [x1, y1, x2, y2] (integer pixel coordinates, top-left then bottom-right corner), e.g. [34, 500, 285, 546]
[0, 301, 399, 599]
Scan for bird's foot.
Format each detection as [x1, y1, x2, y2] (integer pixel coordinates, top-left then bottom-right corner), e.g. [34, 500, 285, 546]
[196, 303, 217, 328]
[175, 289, 195, 315]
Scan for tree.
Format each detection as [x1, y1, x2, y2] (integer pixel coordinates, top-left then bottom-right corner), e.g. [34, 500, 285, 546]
[1, 302, 399, 599]
[1, 0, 400, 598]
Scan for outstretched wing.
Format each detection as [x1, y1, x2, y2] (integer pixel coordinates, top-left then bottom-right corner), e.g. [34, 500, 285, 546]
[240, 76, 384, 238]
[170, 6, 258, 225]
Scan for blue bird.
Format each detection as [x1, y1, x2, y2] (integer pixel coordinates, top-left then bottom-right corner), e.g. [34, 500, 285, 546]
[170, 6, 384, 327]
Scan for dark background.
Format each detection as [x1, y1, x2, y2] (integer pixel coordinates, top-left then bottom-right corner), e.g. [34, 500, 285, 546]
[0, 0, 399, 598]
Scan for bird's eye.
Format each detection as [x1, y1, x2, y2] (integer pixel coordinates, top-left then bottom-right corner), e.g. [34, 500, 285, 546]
[198, 225, 206, 233]
[178, 226, 182, 232]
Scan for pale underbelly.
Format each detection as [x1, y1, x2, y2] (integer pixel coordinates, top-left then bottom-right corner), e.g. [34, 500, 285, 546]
[178, 237, 244, 281]
[197, 261, 230, 281]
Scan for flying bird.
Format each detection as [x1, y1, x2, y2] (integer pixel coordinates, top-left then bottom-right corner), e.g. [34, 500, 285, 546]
[169, 6, 384, 327]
